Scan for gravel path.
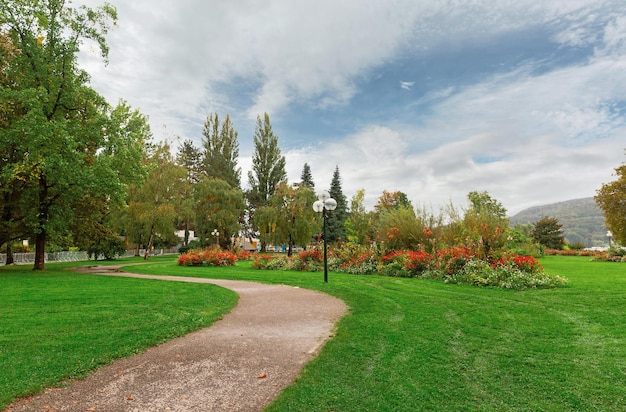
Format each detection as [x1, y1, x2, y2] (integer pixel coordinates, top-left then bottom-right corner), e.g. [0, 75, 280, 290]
[6, 268, 347, 412]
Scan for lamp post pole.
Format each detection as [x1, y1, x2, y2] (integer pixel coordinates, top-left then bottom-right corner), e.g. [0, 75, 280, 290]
[607, 230, 613, 248]
[212, 229, 219, 247]
[313, 191, 337, 283]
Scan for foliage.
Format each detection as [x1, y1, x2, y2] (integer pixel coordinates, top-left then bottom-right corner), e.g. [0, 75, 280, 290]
[253, 183, 318, 256]
[326, 166, 348, 242]
[86, 234, 126, 261]
[344, 189, 374, 244]
[246, 113, 287, 249]
[595, 157, 626, 246]
[299, 163, 315, 189]
[463, 191, 509, 259]
[375, 206, 426, 251]
[177, 248, 237, 267]
[0, 1, 150, 269]
[194, 177, 244, 248]
[532, 216, 565, 250]
[374, 190, 412, 213]
[201, 113, 241, 188]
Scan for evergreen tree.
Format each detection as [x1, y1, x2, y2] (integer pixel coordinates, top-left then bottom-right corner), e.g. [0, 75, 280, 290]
[247, 113, 287, 249]
[202, 113, 241, 188]
[176, 140, 202, 184]
[300, 163, 315, 189]
[532, 216, 565, 250]
[327, 166, 348, 242]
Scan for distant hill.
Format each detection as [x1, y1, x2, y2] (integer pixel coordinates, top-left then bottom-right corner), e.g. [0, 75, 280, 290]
[509, 197, 608, 247]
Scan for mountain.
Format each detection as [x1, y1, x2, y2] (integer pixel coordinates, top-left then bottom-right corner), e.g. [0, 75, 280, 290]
[509, 197, 608, 247]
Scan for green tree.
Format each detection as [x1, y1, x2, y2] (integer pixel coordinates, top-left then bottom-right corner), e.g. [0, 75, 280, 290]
[176, 140, 202, 245]
[463, 191, 509, 259]
[202, 113, 241, 188]
[345, 189, 374, 245]
[194, 177, 244, 248]
[300, 163, 315, 189]
[595, 157, 626, 245]
[374, 190, 412, 213]
[247, 113, 287, 250]
[532, 216, 565, 250]
[326, 166, 348, 242]
[254, 182, 317, 256]
[124, 143, 185, 259]
[0, 2, 150, 270]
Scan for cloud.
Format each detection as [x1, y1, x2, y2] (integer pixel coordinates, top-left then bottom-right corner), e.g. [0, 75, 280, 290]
[400, 81, 414, 90]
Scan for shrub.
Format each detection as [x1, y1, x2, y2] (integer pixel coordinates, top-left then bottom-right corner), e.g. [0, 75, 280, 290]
[251, 253, 290, 270]
[177, 248, 236, 267]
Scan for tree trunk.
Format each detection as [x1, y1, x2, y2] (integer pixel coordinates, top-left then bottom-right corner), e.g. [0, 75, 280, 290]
[34, 230, 46, 270]
[144, 227, 155, 260]
[5, 243, 14, 265]
[34, 176, 49, 271]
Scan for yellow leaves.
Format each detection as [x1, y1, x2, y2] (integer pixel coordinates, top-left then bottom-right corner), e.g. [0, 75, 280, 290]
[37, 36, 45, 47]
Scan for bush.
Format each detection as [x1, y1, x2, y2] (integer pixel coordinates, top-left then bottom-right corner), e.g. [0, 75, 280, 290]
[177, 248, 236, 267]
[87, 236, 127, 260]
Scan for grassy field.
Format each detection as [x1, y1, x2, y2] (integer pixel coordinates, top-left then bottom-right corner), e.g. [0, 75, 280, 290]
[0, 257, 238, 409]
[2, 255, 626, 411]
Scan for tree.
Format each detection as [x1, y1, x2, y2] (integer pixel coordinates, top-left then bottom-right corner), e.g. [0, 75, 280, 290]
[326, 166, 348, 242]
[596, 158, 626, 245]
[345, 189, 374, 245]
[202, 113, 241, 188]
[247, 113, 287, 249]
[374, 190, 412, 213]
[124, 143, 185, 259]
[176, 140, 202, 245]
[300, 163, 315, 189]
[253, 182, 317, 256]
[0, 2, 149, 270]
[532, 216, 565, 250]
[194, 177, 244, 248]
[463, 191, 509, 259]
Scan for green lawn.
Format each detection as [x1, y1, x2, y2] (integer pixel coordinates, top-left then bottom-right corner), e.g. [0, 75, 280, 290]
[2, 256, 626, 411]
[0, 258, 238, 409]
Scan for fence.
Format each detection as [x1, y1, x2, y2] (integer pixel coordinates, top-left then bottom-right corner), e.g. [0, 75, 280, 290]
[0, 247, 179, 265]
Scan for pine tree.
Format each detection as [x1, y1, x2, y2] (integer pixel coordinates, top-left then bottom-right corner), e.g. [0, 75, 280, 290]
[201, 113, 241, 188]
[300, 163, 315, 189]
[327, 166, 348, 242]
[176, 140, 202, 184]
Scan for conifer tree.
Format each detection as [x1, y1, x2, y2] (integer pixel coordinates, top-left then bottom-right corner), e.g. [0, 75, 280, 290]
[300, 163, 315, 189]
[327, 166, 348, 242]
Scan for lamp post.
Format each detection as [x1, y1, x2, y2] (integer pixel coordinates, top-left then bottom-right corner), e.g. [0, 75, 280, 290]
[313, 191, 337, 283]
[607, 230, 613, 248]
[212, 229, 219, 247]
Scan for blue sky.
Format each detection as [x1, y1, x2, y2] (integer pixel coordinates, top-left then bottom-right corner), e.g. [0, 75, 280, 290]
[78, 0, 626, 214]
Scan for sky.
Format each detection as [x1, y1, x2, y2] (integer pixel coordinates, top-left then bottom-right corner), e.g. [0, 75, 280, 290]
[76, 0, 626, 215]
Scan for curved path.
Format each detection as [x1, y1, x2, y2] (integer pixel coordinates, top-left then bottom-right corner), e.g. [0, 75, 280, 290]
[7, 267, 347, 412]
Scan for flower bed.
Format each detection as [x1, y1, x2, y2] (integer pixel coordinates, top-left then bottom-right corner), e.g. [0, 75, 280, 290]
[177, 248, 236, 267]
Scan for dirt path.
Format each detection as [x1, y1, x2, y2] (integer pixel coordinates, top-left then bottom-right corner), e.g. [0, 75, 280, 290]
[7, 267, 347, 412]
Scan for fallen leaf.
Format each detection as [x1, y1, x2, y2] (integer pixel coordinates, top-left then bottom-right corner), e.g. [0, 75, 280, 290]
[258, 373, 267, 379]
[127, 395, 134, 401]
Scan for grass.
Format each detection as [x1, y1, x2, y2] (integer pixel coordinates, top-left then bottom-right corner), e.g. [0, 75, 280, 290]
[3, 255, 626, 410]
[0, 257, 238, 409]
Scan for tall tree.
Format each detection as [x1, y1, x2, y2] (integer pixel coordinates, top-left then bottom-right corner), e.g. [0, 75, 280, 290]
[0, 1, 149, 270]
[176, 140, 202, 245]
[247, 113, 286, 249]
[374, 190, 412, 213]
[300, 163, 315, 189]
[596, 156, 626, 245]
[202, 113, 241, 188]
[532, 216, 565, 250]
[326, 166, 348, 242]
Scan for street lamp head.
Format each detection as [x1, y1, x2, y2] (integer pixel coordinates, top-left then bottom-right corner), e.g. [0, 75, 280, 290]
[325, 197, 337, 211]
[607, 230, 613, 237]
[313, 200, 324, 213]
[319, 191, 331, 201]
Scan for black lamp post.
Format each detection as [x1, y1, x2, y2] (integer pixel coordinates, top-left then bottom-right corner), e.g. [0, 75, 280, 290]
[313, 191, 337, 283]
[212, 229, 219, 247]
